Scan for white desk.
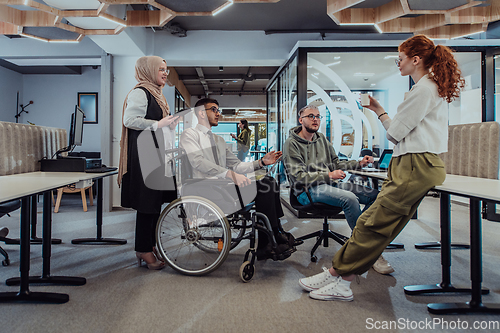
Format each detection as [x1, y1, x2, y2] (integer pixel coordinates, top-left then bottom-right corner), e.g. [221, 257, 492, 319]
[351, 170, 500, 314]
[0, 171, 119, 303]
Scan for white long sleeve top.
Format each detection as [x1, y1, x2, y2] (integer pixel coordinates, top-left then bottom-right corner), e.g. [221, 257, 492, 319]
[382, 74, 449, 157]
[123, 88, 159, 131]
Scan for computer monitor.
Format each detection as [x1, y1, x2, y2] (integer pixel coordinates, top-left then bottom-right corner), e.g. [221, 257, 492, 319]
[377, 149, 393, 170]
[54, 105, 84, 158]
[69, 105, 84, 147]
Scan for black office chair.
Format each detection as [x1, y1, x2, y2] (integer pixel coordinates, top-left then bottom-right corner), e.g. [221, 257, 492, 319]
[289, 187, 349, 262]
[0, 199, 21, 266]
[283, 163, 348, 262]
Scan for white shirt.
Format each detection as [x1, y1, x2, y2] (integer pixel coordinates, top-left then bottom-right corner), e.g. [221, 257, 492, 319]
[123, 88, 159, 131]
[382, 74, 448, 157]
[124, 88, 174, 176]
[179, 124, 260, 179]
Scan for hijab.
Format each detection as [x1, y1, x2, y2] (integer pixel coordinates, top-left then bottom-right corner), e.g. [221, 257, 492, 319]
[117, 56, 170, 186]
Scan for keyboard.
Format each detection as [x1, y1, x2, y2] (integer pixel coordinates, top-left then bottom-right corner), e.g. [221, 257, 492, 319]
[85, 166, 118, 173]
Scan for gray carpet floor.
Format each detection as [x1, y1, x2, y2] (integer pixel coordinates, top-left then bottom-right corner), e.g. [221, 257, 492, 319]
[0, 194, 499, 333]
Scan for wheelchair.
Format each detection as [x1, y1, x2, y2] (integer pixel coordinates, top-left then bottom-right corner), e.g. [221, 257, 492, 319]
[154, 148, 282, 282]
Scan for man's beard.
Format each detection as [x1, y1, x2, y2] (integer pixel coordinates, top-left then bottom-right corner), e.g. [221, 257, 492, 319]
[209, 119, 219, 127]
[304, 124, 318, 133]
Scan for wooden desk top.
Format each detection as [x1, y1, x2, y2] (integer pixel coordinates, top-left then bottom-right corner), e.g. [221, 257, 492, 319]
[0, 171, 117, 204]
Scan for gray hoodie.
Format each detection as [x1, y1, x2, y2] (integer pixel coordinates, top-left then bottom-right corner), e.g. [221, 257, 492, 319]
[283, 126, 360, 195]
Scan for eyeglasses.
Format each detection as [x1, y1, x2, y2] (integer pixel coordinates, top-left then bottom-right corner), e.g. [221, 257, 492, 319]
[205, 106, 221, 115]
[394, 58, 402, 67]
[159, 68, 170, 75]
[301, 114, 323, 120]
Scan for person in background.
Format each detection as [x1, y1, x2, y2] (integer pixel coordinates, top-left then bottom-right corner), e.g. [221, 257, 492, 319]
[299, 34, 465, 301]
[231, 119, 251, 161]
[118, 56, 178, 270]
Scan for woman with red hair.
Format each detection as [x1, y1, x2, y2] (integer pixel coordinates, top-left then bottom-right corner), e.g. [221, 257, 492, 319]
[299, 34, 465, 301]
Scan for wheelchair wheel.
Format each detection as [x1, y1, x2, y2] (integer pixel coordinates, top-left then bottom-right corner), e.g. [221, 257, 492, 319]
[156, 196, 231, 276]
[239, 261, 255, 282]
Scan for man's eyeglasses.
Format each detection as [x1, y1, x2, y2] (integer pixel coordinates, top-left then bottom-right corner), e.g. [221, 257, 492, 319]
[301, 114, 323, 120]
[159, 68, 170, 75]
[394, 59, 402, 67]
[205, 106, 221, 115]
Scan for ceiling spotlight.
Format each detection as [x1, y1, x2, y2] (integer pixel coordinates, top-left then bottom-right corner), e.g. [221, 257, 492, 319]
[219, 66, 223, 71]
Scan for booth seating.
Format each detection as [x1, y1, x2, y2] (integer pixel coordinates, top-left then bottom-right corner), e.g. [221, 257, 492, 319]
[0, 121, 66, 260]
[0, 121, 66, 176]
[415, 121, 500, 249]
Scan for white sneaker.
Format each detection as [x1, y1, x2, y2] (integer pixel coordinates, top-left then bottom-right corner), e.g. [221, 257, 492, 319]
[309, 278, 354, 301]
[372, 255, 394, 275]
[299, 267, 340, 292]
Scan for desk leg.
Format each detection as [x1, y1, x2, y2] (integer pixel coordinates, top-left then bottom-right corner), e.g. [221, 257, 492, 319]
[414, 193, 469, 250]
[427, 199, 500, 314]
[6, 191, 86, 286]
[0, 196, 68, 303]
[71, 178, 126, 245]
[405, 193, 478, 295]
[3, 194, 62, 245]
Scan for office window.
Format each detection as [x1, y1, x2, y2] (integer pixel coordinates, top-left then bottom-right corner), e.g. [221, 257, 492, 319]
[267, 80, 279, 152]
[279, 57, 298, 153]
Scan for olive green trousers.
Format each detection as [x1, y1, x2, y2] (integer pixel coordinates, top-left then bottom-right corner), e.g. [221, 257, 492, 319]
[332, 153, 446, 276]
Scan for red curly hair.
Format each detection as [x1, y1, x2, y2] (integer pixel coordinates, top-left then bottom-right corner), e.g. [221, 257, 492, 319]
[399, 35, 465, 103]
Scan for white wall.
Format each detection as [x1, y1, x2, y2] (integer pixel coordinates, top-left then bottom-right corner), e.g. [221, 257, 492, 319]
[22, 66, 101, 153]
[0, 66, 23, 122]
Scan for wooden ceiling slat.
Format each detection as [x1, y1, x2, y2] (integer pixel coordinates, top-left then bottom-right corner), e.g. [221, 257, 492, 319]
[0, 0, 498, 40]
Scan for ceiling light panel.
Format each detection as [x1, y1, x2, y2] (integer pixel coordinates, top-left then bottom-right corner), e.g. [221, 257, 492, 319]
[42, 0, 100, 10]
[156, 0, 227, 13]
[65, 17, 121, 30]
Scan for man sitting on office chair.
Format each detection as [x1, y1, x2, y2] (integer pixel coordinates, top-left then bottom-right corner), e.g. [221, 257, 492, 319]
[283, 104, 393, 274]
[179, 98, 300, 260]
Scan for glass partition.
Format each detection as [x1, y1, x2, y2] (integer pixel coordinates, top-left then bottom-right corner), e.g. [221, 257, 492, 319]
[279, 57, 298, 151]
[307, 52, 407, 158]
[449, 52, 482, 126]
[267, 80, 278, 153]
[496, 54, 500, 123]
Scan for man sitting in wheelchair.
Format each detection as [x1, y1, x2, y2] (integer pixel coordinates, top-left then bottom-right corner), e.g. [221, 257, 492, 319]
[179, 98, 300, 260]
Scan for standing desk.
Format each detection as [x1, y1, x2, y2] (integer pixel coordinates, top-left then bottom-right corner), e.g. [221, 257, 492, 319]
[351, 170, 500, 314]
[0, 171, 119, 303]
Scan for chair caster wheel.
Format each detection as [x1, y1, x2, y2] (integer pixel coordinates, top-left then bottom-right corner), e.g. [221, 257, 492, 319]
[311, 256, 317, 262]
[239, 261, 255, 282]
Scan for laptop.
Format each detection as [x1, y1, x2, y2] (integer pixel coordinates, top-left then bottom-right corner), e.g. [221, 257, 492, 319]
[375, 149, 393, 170]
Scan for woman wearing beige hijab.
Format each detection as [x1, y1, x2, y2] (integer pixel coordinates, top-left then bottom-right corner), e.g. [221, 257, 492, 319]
[118, 56, 178, 270]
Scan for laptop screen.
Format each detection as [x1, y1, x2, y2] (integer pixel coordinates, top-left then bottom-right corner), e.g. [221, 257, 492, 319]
[378, 149, 393, 169]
